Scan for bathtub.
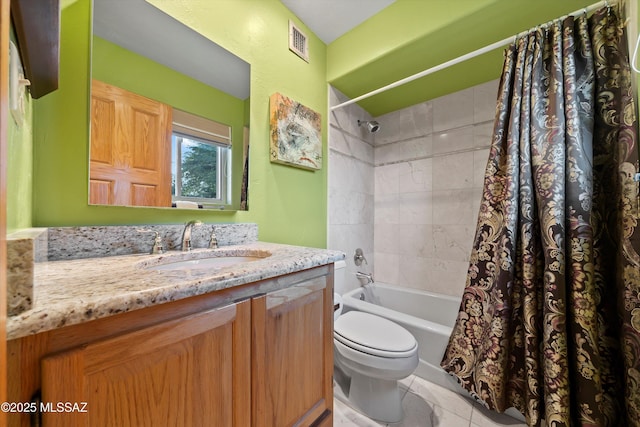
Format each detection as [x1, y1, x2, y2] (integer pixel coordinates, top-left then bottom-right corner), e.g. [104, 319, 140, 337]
[341, 283, 526, 421]
[341, 282, 463, 393]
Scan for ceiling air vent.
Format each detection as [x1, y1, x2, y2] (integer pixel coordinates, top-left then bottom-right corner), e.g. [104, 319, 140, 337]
[289, 20, 309, 62]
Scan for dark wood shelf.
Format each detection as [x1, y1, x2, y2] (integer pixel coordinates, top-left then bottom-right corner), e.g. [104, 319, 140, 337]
[10, 0, 60, 99]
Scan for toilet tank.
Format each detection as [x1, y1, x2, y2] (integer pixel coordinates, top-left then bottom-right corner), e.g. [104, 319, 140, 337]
[333, 260, 346, 321]
[334, 260, 346, 294]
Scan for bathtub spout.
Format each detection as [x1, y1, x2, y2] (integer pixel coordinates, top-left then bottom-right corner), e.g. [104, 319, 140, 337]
[356, 271, 374, 285]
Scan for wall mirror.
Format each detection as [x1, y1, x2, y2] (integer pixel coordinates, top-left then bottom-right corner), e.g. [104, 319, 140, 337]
[90, 0, 250, 211]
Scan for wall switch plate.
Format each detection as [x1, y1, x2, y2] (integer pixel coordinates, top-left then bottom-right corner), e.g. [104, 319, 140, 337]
[9, 40, 30, 126]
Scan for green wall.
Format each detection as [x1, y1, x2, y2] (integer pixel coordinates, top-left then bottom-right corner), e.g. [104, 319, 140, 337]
[92, 36, 245, 210]
[6, 30, 33, 234]
[31, 0, 328, 248]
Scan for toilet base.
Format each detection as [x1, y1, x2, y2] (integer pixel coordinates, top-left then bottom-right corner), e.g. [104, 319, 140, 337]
[348, 372, 404, 423]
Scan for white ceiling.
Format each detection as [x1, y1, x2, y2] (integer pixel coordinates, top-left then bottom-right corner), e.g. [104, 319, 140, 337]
[280, 0, 397, 44]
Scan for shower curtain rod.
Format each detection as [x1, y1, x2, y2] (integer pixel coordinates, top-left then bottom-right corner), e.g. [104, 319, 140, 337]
[330, 0, 609, 111]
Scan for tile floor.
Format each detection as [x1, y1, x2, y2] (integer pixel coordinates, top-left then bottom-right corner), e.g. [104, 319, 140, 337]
[334, 374, 528, 427]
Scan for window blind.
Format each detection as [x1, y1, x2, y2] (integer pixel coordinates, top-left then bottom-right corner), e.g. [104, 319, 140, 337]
[172, 109, 232, 146]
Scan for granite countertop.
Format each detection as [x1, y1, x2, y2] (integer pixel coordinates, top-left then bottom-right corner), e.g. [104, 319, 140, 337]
[7, 242, 345, 340]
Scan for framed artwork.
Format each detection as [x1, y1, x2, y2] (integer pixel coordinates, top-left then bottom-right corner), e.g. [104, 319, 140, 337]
[269, 92, 322, 170]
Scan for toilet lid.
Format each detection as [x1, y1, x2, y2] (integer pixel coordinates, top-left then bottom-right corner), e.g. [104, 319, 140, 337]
[334, 311, 417, 355]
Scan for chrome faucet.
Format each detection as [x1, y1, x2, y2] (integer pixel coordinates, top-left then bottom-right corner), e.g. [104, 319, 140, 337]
[355, 271, 374, 285]
[182, 220, 202, 251]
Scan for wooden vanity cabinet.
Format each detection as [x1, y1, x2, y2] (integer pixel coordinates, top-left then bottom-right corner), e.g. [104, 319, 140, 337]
[6, 265, 334, 427]
[252, 275, 333, 427]
[41, 301, 251, 427]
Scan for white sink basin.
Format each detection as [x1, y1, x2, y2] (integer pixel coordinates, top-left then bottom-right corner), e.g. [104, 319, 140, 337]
[148, 255, 264, 271]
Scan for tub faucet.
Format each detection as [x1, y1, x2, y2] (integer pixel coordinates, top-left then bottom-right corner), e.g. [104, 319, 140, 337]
[356, 271, 374, 285]
[182, 220, 202, 251]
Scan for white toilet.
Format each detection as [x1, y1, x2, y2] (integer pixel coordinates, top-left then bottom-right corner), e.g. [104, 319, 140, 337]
[333, 261, 419, 423]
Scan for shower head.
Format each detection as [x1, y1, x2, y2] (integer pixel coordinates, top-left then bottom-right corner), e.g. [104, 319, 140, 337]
[358, 120, 380, 133]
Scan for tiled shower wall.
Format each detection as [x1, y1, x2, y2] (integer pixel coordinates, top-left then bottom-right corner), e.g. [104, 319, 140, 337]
[373, 80, 499, 298]
[328, 87, 375, 294]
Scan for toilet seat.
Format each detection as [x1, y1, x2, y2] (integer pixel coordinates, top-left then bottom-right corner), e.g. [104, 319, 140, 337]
[334, 311, 417, 358]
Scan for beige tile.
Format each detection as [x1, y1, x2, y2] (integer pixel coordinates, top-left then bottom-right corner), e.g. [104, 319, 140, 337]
[374, 252, 400, 285]
[473, 122, 493, 149]
[399, 374, 416, 391]
[409, 376, 475, 421]
[429, 405, 473, 427]
[375, 101, 433, 145]
[398, 224, 433, 258]
[471, 187, 484, 223]
[405, 136, 434, 161]
[376, 136, 432, 165]
[398, 255, 432, 289]
[334, 398, 387, 426]
[354, 159, 376, 195]
[375, 224, 401, 255]
[399, 101, 433, 140]
[399, 158, 433, 193]
[388, 390, 437, 427]
[432, 225, 475, 262]
[432, 151, 475, 191]
[432, 189, 477, 225]
[375, 193, 400, 225]
[473, 149, 490, 189]
[399, 191, 432, 225]
[374, 109, 404, 145]
[346, 192, 374, 225]
[375, 143, 402, 165]
[331, 152, 373, 195]
[398, 375, 415, 401]
[432, 126, 474, 155]
[375, 164, 401, 196]
[433, 87, 475, 133]
[330, 126, 375, 165]
[328, 186, 350, 226]
[470, 404, 527, 427]
[329, 125, 348, 151]
[330, 105, 374, 144]
[389, 389, 472, 427]
[430, 259, 470, 297]
[328, 224, 374, 268]
[473, 79, 500, 124]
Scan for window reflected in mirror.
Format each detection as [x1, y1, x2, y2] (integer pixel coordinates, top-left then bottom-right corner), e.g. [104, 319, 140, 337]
[172, 135, 230, 207]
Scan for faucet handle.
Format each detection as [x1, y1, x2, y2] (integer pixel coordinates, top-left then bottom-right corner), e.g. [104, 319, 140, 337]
[137, 229, 164, 254]
[209, 228, 218, 249]
[354, 248, 368, 266]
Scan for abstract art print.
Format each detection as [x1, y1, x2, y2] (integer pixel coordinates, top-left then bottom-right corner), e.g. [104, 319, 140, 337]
[269, 92, 322, 170]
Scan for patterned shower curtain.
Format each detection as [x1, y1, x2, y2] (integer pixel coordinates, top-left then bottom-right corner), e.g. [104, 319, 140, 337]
[440, 5, 640, 427]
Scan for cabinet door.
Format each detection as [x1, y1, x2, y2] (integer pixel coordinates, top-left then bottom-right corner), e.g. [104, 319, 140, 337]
[252, 276, 333, 427]
[41, 300, 251, 427]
